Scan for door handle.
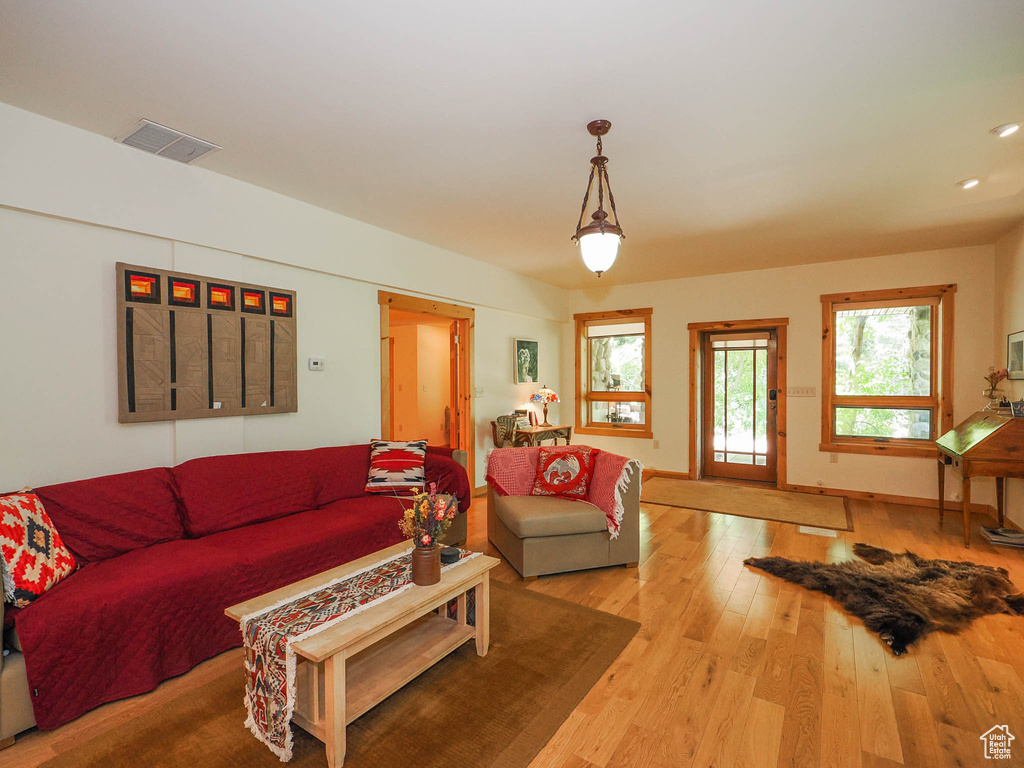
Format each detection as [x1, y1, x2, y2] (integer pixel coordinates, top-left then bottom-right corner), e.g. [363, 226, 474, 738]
[768, 389, 777, 401]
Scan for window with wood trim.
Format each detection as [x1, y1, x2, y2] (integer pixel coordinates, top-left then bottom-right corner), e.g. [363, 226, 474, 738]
[821, 284, 955, 457]
[574, 308, 652, 438]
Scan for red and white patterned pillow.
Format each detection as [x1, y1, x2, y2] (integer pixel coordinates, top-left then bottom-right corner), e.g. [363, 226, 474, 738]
[0, 490, 77, 607]
[365, 440, 428, 495]
[531, 447, 595, 500]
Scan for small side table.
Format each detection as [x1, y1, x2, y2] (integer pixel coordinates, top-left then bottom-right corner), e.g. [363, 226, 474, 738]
[514, 424, 572, 447]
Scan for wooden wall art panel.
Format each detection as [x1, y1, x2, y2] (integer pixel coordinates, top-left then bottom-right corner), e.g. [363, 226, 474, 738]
[116, 262, 297, 423]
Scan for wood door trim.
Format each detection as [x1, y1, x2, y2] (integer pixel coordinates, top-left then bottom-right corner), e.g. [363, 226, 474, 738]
[700, 330, 777, 482]
[687, 317, 790, 332]
[688, 320, 788, 487]
[379, 291, 475, 488]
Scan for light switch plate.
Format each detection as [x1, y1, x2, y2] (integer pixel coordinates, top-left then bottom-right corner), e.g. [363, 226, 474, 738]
[787, 386, 816, 397]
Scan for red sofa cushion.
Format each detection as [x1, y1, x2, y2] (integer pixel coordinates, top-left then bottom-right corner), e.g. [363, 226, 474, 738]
[203, 496, 409, 573]
[173, 450, 318, 537]
[309, 444, 373, 507]
[14, 500, 408, 729]
[34, 468, 184, 563]
[425, 452, 472, 513]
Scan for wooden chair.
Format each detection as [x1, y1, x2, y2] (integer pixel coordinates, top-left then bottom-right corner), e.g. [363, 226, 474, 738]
[490, 415, 519, 448]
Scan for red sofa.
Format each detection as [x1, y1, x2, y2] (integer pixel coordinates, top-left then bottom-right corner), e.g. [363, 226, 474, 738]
[1, 444, 470, 735]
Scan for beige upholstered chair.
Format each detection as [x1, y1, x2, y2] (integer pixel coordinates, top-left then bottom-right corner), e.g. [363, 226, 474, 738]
[486, 464, 640, 580]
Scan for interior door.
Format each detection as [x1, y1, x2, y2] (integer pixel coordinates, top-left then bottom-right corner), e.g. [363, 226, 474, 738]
[449, 321, 461, 449]
[702, 330, 778, 482]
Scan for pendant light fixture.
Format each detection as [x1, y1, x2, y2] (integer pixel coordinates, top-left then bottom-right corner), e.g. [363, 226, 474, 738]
[571, 119, 624, 276]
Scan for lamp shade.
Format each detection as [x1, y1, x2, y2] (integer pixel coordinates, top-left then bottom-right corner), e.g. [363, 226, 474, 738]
[530, 386, 560, 404]
[578, 231, 621, 275]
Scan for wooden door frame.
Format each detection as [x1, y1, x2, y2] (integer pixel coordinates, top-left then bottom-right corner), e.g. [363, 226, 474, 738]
[379, 291, 475, 488]
[687, 318, 788, 487]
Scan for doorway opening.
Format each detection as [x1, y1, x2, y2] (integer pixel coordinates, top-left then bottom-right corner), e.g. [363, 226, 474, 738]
[688, 319, 788, 487]
[379, 292, 474, 485]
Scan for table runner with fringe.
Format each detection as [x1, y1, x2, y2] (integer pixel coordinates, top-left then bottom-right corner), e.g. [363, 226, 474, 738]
[241, 547, 479, 761]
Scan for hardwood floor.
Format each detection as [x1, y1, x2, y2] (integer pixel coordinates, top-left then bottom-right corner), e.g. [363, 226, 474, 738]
[5, 493, 1024, 768]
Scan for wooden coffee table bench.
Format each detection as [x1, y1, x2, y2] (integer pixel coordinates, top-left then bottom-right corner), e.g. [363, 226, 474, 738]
[226, 542, 499, 767]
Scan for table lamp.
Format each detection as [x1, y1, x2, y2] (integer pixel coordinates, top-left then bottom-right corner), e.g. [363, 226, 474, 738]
[530, 385, 560, 427]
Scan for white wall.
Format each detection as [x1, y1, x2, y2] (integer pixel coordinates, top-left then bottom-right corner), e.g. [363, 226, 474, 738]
[565, 246, 997, 505]
[994, 222, 1024, 527]
[474, 307, 563, 451]
[0, 103, 567, 489]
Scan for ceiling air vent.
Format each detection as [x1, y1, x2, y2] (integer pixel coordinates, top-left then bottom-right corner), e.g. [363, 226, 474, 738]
[115, 119, 221, 164]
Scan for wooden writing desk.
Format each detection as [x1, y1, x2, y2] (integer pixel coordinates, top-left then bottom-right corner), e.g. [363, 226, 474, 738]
[936, 412, 1024, 548]
[514, 424, 572, 447]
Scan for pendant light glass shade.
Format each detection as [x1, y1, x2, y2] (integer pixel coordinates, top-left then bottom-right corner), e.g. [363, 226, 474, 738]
[578, 231, 621, 275]
[571, 119, 625, 277]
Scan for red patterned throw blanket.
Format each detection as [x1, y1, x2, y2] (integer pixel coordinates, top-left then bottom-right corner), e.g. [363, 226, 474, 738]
[241, 547, 479, 761]
[485, 447, 642, 538]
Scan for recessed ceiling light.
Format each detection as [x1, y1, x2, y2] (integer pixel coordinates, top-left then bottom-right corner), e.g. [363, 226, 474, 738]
[991, 123, 1019, 138]
[957, 178, 980, 189]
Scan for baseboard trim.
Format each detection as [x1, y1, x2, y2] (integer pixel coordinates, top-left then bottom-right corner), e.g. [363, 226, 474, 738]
[473, 484, 487, 497]
[780, 482, 996, 517]
[642, 469, 690, 482]
[641, 472, 999, 518]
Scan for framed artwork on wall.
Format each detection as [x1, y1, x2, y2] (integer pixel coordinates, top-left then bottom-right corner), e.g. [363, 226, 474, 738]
[514, 338, 539, 384]
[1009, 330, 1024, 380]
[116, 262, 297, 423]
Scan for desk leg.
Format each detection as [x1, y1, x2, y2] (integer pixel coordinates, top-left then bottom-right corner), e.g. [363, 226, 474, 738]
[937, 459, 945, 525]
[324, 653, 346, 768]
[997, 477, 1005, 527]
[475, 575, 490, 657]
[961, 475, 972, 549]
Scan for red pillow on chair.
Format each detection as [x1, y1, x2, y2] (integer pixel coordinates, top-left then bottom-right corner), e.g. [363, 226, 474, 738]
[531, 447, 595, 500]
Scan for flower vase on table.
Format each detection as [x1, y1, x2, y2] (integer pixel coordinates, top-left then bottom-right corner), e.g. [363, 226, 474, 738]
[984, 367, 1008, 404]
[400, 483, 459, 586]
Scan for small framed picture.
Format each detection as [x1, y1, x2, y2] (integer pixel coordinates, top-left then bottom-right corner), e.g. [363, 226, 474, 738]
[1009, 330, 1024, 380]
[1012, 401, 1024, 418]
[514, 339, 539, 384]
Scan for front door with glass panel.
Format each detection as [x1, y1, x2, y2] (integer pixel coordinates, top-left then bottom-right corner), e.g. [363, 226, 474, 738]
[702, 331, 778, 482]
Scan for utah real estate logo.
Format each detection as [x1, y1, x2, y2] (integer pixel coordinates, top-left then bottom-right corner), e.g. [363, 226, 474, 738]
[980, 725, 1014, 760]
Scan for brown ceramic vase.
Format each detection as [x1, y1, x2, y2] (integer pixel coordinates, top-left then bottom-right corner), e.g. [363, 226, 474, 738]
[411, 545, 441, 586]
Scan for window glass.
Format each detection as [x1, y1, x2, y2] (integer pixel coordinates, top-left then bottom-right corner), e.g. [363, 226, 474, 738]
[835, 306, 931, 396]
[590, 335, 645, 392]
[589, 400, 646, 425]
[834, 407, 932, 440]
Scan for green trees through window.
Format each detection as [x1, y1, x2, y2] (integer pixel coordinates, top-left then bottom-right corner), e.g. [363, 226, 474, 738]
[822, 284, 953, 455]
[834, 306, 932, 439]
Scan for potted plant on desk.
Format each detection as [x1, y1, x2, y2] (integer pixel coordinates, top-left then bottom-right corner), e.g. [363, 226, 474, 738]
[400, 483, 459, 585]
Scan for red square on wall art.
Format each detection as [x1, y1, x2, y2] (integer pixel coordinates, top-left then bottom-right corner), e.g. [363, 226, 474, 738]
[241, 289, 266, 314]
[168, 278, 200, 307]
[207, 283, 236, 310]
[269, 292, 293, 317]
[125, 271, 161, 303]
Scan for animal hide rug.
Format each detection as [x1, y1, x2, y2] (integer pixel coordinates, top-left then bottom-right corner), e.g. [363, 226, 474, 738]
[745, 544, 1024, 655]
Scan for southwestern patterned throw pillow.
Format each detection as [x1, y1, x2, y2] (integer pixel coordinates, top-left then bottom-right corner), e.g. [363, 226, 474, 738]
[531, 446, 595, 500]
[365, 440, 428, 495]
[0, 490, 77, 607]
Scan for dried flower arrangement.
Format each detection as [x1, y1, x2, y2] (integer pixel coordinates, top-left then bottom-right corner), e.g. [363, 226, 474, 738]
[399, 483, 458, 548]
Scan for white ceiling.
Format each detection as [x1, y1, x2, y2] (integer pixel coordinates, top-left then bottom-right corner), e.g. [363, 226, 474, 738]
[1, 1, 1022, 289]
